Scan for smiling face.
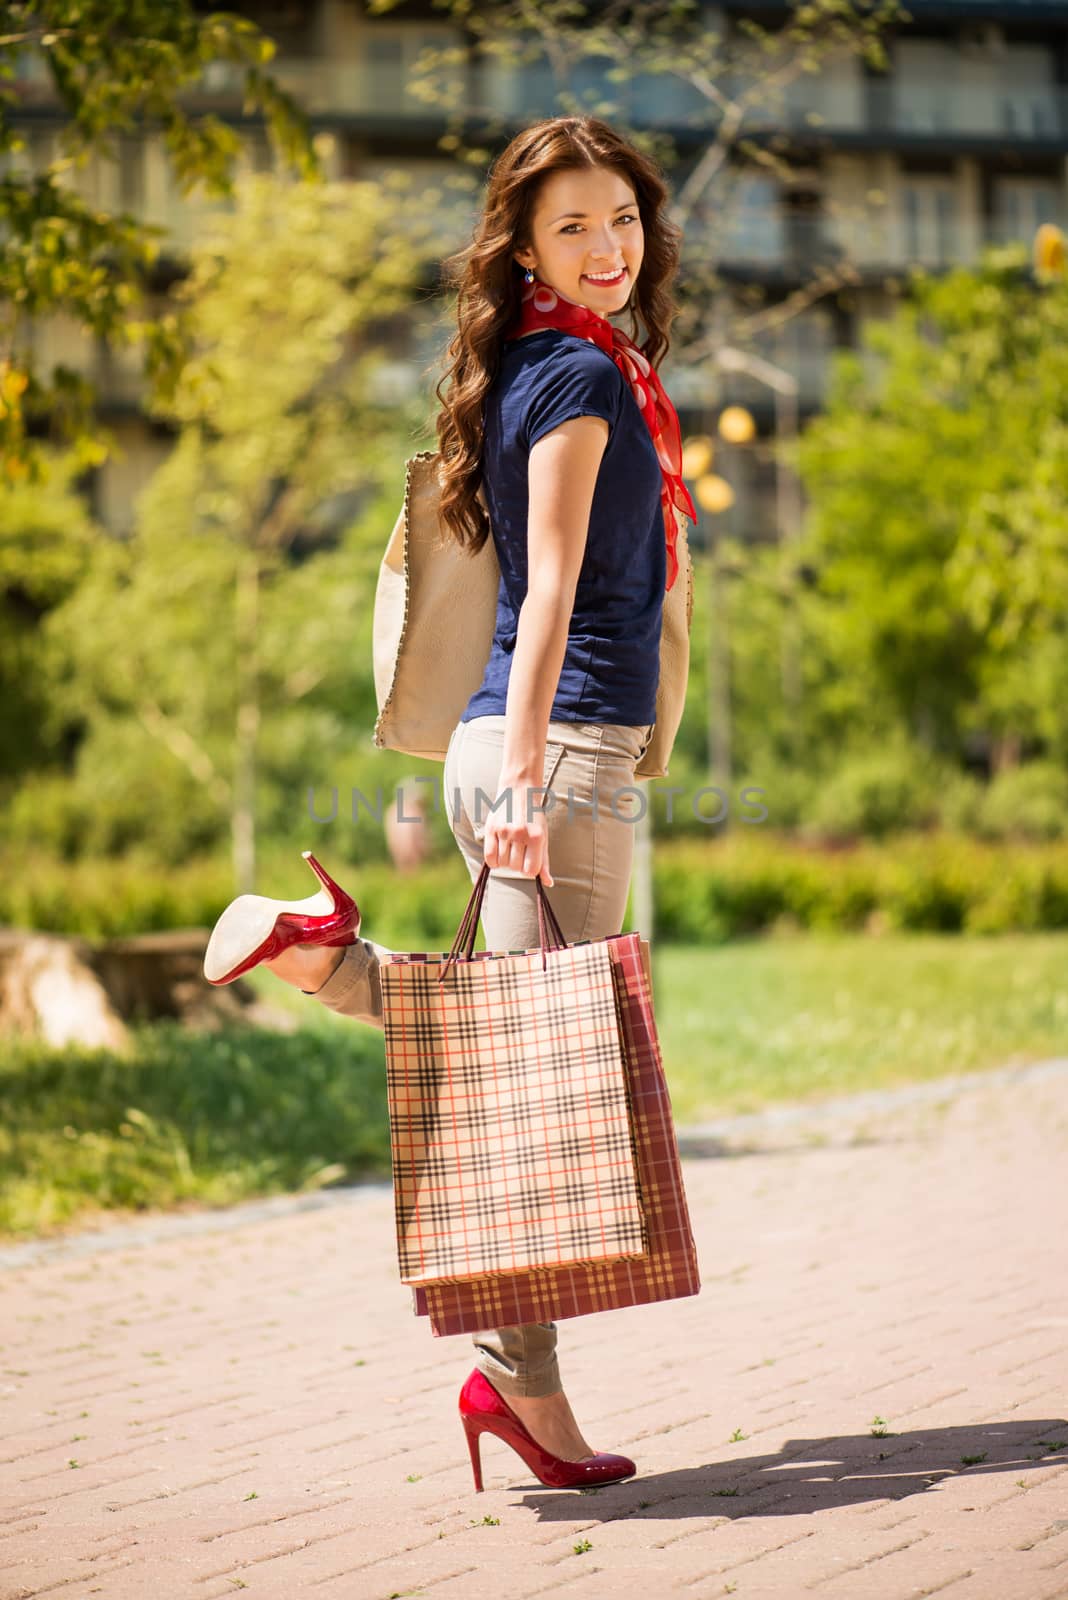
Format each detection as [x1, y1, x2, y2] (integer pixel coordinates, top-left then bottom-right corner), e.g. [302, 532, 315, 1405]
[513, 164, 644, 316]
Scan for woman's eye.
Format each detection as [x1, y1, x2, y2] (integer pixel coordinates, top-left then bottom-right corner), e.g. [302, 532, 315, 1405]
[561, 214, 637, 234]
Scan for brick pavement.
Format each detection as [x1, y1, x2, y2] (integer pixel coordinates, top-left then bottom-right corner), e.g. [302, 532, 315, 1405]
[1, 1060, 1066, 1600]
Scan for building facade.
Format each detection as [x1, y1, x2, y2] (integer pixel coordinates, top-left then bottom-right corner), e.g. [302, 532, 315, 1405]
[7, 0, 1067, 537]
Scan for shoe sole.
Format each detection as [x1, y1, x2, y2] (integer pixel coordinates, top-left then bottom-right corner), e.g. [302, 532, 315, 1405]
[203, 888, 338, 984]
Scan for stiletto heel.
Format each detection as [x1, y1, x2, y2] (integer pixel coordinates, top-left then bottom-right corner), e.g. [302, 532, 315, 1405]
[462, 1415, 484, 1493]
[203, 849, 361, 986]
[458, 1369, 636, 1492]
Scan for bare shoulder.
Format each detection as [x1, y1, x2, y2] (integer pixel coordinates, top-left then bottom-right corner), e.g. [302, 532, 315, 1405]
[529, 415, 610, 460]
[528, 416, 610, 513]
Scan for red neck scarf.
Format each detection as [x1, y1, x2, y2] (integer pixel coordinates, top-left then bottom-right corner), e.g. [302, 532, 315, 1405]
[504, 275, 696, 591]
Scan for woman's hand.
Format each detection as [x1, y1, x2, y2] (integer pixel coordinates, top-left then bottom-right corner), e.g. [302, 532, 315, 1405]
[483, 776, 554, 886]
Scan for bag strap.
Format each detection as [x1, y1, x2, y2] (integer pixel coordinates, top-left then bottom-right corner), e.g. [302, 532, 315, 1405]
[445, 860, 491, 970]
[537, 876, 568, 951]
[439, 863, 569, 984]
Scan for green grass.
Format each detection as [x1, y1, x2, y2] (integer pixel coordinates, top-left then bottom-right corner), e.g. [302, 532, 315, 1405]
[2, 933, 1065, 1242]
[652, 932, 1068, 1122]
[246, 931, 1068, 1121]
[0, 1019, 391, 1241]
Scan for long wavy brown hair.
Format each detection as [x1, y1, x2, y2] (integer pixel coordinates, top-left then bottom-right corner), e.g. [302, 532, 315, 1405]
[432, 116, 685, 557]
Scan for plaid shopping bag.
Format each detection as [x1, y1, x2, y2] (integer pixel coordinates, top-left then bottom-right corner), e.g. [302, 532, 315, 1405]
[410, 931, 701, 1333]
[380, 864, 648, 1287]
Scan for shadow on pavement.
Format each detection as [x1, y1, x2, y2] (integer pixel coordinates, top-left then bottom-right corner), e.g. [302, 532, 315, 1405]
[508, 1420, 1068, 1520]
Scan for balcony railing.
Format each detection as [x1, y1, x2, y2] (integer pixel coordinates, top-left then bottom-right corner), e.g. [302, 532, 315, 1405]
[12, 47, 1068, 147]
[263, 58, 1068, 145]
[711, 207, 1068, 272]
[864, 80, 1066, 141]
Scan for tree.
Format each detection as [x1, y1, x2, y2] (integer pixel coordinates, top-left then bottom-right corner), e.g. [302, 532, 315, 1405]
[43, 169, 452, 887]
[791, 244, 1068, 770]
[0, 1, 318, 480]
[0, 451, 98, 782]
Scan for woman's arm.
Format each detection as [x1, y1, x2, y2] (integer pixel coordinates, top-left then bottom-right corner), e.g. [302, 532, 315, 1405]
[483, 414, 609, 881]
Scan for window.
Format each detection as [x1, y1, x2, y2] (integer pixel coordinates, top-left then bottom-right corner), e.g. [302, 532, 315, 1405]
[902, 179, 959, 266]
[993, 178, 1063, 244]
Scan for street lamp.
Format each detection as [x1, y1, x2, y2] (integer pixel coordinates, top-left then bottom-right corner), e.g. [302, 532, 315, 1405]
[712, 346, 804, 746]
[694, 407, 753, 790]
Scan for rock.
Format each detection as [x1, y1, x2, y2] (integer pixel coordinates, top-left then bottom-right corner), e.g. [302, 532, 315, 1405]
[0, 928, 262, 1048]
[0, 932, 129, 1051]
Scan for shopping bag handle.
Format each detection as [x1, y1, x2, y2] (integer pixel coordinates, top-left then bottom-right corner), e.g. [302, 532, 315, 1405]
[439, 862, 568, 984]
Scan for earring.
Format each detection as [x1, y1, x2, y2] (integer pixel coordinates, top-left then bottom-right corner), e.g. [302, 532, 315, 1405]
[524, 266, 535, 284]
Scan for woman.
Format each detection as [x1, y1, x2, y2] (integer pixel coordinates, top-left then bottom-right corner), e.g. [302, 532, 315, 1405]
[204, 115, 694, 1492]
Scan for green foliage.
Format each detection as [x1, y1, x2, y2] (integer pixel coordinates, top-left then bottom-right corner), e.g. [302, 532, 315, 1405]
[792, 247, 1068, 766]
[651, 833, 1068, 940]
[0, 851, 233, 936]
[977, 761, 1068, 843]
[6, 833, 1068, 947]
[0, 849, 477, 943]
[0, 1021, 391, 1238]
[22, 172, 448, 879]
[5, 721, 226, 864]
[0, 1, 319, 477]
[0, 453, 98, 783]
[935, 770, 986, 836]
[801, 738, 946, 841]
[731, 759, 817, 833]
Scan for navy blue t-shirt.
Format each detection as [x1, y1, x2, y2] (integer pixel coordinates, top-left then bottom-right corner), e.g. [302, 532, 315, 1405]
[459, 327, 665, 727]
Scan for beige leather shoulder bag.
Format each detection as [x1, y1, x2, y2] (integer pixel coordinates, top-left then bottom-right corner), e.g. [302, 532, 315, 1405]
[372, 451, 693, 781]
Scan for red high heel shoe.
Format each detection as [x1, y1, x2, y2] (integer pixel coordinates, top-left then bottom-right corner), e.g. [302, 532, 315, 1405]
[202, 850, 361, 986]
[459, 1369, 637, 1492]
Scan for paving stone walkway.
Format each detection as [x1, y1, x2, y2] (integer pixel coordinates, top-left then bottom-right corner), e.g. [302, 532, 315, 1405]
[1, 1060, 1066, 1600]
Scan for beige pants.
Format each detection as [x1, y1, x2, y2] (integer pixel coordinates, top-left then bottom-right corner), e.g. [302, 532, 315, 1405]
[307, 713, 655, 1397]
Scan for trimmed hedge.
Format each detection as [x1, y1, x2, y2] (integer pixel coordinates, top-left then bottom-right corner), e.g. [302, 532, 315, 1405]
[651, 833, 1068, 940]
[5, 833, 1068, 945]
[0, 851, 472, 946]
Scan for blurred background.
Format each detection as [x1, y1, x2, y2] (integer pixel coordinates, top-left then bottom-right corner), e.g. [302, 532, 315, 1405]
[2, 0, 1066, 1238]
